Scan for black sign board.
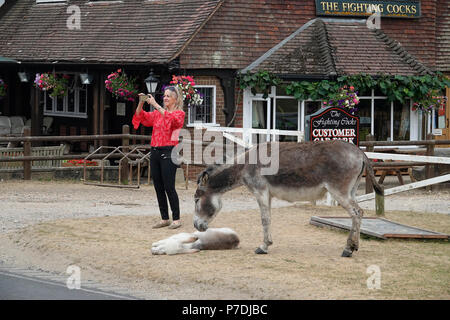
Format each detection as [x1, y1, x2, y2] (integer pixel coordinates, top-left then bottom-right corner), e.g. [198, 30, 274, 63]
[315, 0, 421, 18]
[305, 107, 360, 145]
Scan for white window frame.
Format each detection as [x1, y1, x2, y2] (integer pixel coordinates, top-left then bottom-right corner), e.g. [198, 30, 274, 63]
[187, 85, 218, 127]
[43, 73, 88, 119]
[243, 87, 418, 144]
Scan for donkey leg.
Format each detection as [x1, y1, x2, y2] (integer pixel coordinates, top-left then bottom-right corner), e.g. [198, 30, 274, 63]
[254, 190, 273, 254]
[341, 201, 363, 257]
[327, 188, 363, 257]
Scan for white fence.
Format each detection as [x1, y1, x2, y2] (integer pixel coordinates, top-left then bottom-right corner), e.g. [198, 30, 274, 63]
[356, 152, 450, 203]
[193, 125, 304, 148]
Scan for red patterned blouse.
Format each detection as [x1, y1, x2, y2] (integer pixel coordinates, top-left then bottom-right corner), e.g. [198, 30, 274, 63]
[132, 109, 185, 147]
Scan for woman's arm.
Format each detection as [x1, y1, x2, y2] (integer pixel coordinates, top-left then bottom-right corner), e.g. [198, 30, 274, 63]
[132, 94, 157, 129]
[146, 94, 165, 116]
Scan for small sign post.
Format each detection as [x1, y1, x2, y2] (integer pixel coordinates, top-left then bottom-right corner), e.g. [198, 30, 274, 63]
[305, 107, 360, 145]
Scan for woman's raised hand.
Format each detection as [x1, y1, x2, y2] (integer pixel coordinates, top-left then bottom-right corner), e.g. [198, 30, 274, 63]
[146, 94, 157, 107]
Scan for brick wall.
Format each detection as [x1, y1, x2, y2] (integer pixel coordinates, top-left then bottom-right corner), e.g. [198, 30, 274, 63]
[181, 75, 226, 181]
[181, 0, 438, 71]
[381, 0, 437, 69]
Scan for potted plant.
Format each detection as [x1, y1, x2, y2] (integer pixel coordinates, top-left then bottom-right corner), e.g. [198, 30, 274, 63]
[412, 90, 447, 113]
[34, 73, 69, 98]
[105, 69, 138, 102]
[168, 75, 203, 107]
[323, 85, 360, 114]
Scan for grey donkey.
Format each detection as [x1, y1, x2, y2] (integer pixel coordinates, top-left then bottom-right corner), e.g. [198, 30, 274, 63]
[193, 141, 384, 257]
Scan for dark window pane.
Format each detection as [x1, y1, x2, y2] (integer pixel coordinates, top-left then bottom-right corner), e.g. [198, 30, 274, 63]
[357, 99, 371, 141]
[68, 89, 75, 113]
[393, 100, 410, 140]
[56, 96, 64, 112]
[276, 99, 298, 142]
[191, 87, 213, 123]
[305, 101, 321, 116]
[374, 99, 391, 141]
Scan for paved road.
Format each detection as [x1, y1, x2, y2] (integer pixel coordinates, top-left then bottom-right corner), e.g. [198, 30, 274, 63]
[0, 270, 137, 300]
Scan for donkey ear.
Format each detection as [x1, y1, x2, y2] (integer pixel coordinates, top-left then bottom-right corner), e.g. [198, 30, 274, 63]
[201, 172, 209, 185]
[197, 171, 209, 185]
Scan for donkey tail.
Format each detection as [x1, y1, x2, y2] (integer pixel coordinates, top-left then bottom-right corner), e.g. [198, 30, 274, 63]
[363, 155, 384, 196]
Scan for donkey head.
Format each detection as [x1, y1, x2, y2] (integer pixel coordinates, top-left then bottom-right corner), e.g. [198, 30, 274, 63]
[193, 166, 223, 232]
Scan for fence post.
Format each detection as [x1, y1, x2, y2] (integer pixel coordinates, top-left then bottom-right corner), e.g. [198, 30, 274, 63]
[23, 127, 32, 180]
[365, 134, 375, 194]
[121, 125, 130, 184]
[426, 133, 435, 191]
[375, 192, 385, 216]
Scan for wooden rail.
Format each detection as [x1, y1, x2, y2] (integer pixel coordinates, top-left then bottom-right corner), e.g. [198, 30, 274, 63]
[0, 125, 151, 180]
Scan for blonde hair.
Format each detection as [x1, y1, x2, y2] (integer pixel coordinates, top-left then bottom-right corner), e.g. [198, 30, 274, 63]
[165, 86, 184, 111]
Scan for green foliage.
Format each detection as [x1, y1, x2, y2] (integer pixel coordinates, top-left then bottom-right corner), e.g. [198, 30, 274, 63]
[238, 71, 281, 99]
[239, 71, 450, 113]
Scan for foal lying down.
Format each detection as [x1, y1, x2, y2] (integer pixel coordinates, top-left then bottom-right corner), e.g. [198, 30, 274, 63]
[151, 228, 240, 255]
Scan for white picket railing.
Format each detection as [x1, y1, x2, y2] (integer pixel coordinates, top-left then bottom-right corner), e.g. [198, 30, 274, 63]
[193, 125, 304, 148]
[357, 152, 450, 203]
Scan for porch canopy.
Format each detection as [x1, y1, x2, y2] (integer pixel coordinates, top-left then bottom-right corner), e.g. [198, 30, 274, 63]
[0, 0, 223, 64]
[241, 18, 432, 79]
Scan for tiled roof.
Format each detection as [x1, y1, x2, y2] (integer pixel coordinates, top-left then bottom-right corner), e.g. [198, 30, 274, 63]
[436, 0, 450, 72]
[180, 0, 316, 69]
[0, 0, 223, 64]
[243, 18, 433, 77]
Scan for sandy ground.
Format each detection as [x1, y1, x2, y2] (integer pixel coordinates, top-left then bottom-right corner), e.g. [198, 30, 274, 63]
[0, 178, 449, 299]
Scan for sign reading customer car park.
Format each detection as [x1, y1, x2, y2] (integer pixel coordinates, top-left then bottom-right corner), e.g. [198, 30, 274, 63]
[315, 0, 421, 18]
[305, 107, 360, 145]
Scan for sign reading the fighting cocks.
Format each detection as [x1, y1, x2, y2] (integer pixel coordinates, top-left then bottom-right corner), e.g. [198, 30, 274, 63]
[305, 107, 359, 145]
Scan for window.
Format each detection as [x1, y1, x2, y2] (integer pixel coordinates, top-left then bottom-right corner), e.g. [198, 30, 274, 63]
[244, 87, 414, 143]
[42, 73, 88, 118]
[359, 90, 411, 142]
[188, 86, 216, 126]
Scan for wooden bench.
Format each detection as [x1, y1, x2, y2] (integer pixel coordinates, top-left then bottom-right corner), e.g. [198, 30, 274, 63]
[375, 164, 416, 185]
[0, 144, 65, 169]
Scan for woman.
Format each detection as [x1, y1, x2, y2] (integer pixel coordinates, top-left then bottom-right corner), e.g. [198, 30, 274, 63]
[132, 86, 185, 229]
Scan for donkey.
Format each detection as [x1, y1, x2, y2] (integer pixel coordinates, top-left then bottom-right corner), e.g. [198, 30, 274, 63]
[151, 228, 240, 255]
[193, 140, 384, 257]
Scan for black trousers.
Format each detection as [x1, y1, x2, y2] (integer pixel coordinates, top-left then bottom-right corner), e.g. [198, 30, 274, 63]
[150, 146, 180, 221]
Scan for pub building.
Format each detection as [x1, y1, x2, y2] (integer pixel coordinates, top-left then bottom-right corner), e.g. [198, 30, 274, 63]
[0, 0, 448, 179]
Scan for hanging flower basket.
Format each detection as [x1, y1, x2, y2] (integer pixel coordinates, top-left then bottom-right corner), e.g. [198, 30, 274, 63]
[105, 69, 139, 102]
[412, 91, 448, 113]
[34, 73, 69, 98]
[323, 85, 360, 114]
[168, 75, 203, 107]
[0, 78, 7, 98]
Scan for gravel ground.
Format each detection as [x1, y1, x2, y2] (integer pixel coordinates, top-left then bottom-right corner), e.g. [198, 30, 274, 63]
[0, 177, 448, 300]
[0, 177, 449, 233]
